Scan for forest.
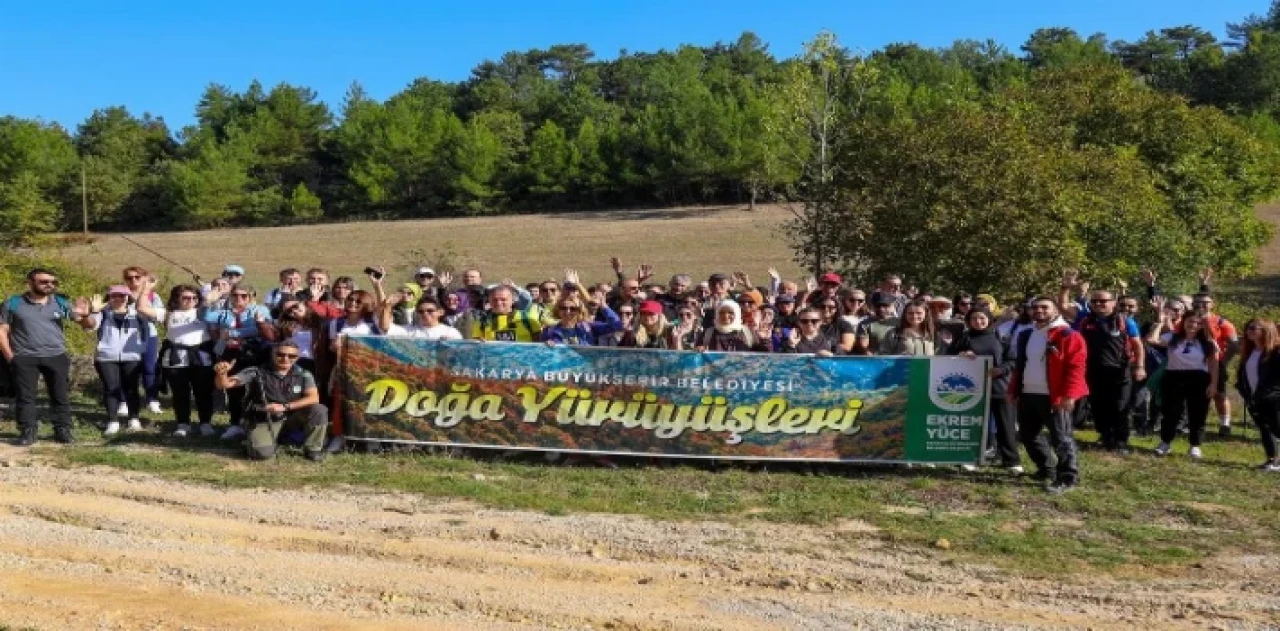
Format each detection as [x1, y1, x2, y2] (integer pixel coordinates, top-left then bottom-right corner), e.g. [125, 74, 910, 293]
[6, 3, 1280, 293]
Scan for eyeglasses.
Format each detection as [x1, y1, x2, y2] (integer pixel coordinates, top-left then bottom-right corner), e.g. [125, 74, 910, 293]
[799, 318, 821, 324]
[287, 304, 305, 312]
[560, 306, 581, 313]
[275, 353, 299, 360]
[846, 298, 865, 303]
[33, 279, 58, 286]
[541, 287, 559, 293]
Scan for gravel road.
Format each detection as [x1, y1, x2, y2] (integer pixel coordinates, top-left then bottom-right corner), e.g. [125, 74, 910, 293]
[0, 444, 1275, 630]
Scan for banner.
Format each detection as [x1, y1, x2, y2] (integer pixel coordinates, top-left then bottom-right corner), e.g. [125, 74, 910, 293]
[339, 337, 991, 464]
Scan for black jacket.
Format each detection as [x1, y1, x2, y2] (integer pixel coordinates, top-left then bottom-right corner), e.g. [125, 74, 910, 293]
[946, 328, 1008, 398]
[1237, 349, 1280, 406]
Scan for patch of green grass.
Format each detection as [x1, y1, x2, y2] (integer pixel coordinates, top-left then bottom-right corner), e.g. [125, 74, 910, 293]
[29, 416, 1280, 577]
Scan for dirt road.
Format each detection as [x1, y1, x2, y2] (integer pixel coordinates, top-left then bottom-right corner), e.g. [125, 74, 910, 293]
[0, 445, 1275, 630]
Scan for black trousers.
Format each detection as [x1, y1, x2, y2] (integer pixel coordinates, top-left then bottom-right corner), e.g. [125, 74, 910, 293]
[165, 365, 214, 425]
[1017, 394, 1079, 484]
[95, 360, 142, 420]
[10, 354, 72, 432]
[1254, 399, 1280, 461]
[1161, 370, 1211, 446]
[990, 398, 1020, 466]
[1087, 366, 1131, 448]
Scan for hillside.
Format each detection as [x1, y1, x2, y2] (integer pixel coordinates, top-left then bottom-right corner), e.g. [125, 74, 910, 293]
[57, 205, 807, 289]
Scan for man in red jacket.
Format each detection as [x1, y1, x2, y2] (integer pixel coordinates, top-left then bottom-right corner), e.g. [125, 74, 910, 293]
[1009, 296, 1089, 494]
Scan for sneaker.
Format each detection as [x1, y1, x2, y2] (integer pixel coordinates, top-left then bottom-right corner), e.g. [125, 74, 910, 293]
[116, 402, 128, 417]
[1155, 442, 1172, 457]
[53, 427, 75, 444]
[1046, 481, 1077, 495]
[960, 464, 978, 472]
[1189, 446, 1203, 460]
[221, 425, 245, 441]
[126, 419, 142, 432]
[1257, 461, 1280, 472]
[324, 435, 346, 453]
[103, 421, 121, 436]
[14, 427, 37, 447]
[173, 423, 191, 437]
[148, 401, 163, 415]
[304, 449, 327, 463]
[198, 423, 215, 437]
[1006, 465, 1025, 475]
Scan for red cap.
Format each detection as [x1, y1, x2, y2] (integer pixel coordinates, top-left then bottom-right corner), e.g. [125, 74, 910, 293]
[639, 300, 663, 315]
[819, 273, 842, 285]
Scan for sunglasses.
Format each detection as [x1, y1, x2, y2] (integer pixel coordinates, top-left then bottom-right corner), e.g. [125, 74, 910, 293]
[275, 353, 299, 360]
[124, 275, 143, 280]
[799, 318, 821, 324]
[560, 306, 581, 313]
[417, 273, 434, 278]
[541, 287, 559, 293]
[33, 279, 58, 286]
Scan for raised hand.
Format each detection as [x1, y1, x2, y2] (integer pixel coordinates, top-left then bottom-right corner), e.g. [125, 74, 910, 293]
[804, 276, 818, 293]
[564, 268, 580, 286]
[1149, 296, 1166, 313]
[1077, 281, 1091, 296]
[767, 267, 780, 282]
[1061, 269, 1079, 288]
[1116, 278, 1128, 292]
[501, 278, 516, 288]
[213, 361, 233, 376]
[90, 294, 106, 313]
[72, 297, 91, 318]
[1142, 268, 1156, 287]
[610, 257, 622, 273]
[1199, 266, 1214, 286]
[636, 264, 654, 283]
[438, 271, 452, 287]
[369, 266, 386, 285]
[787, 327, 800, 347]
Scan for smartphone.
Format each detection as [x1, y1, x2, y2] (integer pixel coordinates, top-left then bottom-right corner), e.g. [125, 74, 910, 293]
[364, 267, 383, 280]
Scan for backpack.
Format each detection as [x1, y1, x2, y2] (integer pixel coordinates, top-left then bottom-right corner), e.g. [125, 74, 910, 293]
[94, 307, 150, 343]
[5, 294, 76, 327]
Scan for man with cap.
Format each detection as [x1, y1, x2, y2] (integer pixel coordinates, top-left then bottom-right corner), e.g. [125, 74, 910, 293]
[808, 272, 844, 308]
[398, 266, 444, 325]
[869, 274, 910, 317]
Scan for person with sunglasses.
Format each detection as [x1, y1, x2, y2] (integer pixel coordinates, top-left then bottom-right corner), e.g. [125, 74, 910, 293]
[1188, 293, 1239, 437]
[0, 269, 81, 446]
[1008, 297, 1088, 494]
[815, 297, 856, 354]
[1147, 311, 1220, 459]
[855, 295, 900, 355]
[260, 297, 326, 373]
[159, 284, 217, 438]
[121, 267, 168, 417]
[1068, 290, 1145, 454]
[81, 280, 159, 436]
[540, 296, 622, 346]
[397, 297, 462, 341]
[214, 340, 328, 462]
[205, 282, 273, 441]
[1235, 319, 1280, 471]
[398, 267, 448, 325]
[782, 307, 840, 356]
[671, 303, 703, 351]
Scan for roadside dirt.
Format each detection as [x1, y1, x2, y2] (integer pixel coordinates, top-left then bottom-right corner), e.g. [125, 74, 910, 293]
[0, 444, 1275, 630]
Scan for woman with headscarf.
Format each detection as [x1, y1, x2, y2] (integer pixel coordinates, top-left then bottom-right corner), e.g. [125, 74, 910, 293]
[947, 308, 1020, 472]
[695, 300, 770, 352]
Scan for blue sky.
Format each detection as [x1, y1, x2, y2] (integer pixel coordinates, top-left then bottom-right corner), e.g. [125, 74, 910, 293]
[0, 0, 1265, 131]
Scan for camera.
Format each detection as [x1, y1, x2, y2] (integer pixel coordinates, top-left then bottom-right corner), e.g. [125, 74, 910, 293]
[364, 267, 384, 280]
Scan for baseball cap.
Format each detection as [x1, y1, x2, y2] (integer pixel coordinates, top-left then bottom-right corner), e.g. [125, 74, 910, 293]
[819, 272, 842, 285]
[639, 300, 663, 315]
[223, 264, 245, 276]
[775, 294, 796, 304]
[107, 285, 131, 297]
[736, 289, 764, 307]
[416, 267, 435, 277]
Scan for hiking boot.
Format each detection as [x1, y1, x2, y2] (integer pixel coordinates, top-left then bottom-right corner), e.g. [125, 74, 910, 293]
[53, 427, 75, 444]
[14, 427, 37, 447]
[1046, 480, 1077, 495]
[304, 449, 327, 463]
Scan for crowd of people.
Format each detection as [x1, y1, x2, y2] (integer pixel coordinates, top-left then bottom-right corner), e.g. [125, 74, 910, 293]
[1, 259, 1276, 494]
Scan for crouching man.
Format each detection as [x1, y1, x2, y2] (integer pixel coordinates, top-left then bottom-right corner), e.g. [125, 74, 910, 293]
[213, 340, 327, 462]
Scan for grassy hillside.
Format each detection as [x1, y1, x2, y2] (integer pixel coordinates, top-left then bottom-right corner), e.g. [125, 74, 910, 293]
[57, 205, 806, 290]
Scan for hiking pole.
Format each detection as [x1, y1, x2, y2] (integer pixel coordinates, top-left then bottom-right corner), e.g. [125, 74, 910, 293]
[118, 234, 204, 283]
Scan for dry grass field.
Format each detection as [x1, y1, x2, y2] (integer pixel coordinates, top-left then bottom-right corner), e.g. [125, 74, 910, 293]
[58, 204, 807, 290]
